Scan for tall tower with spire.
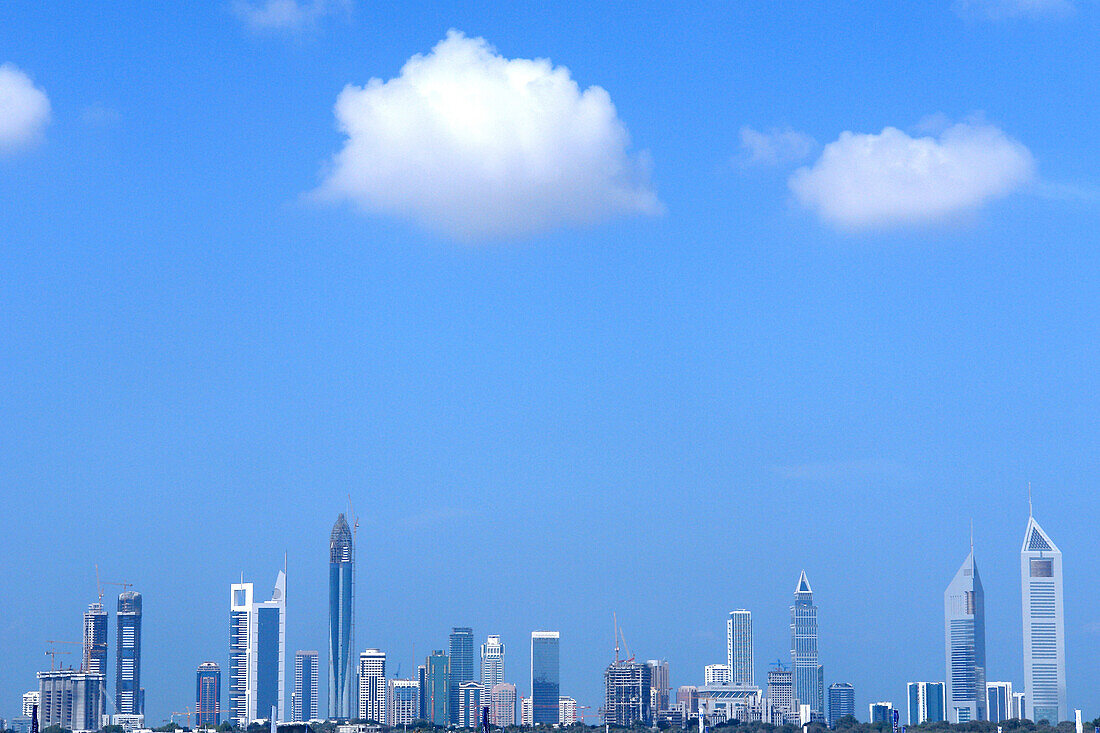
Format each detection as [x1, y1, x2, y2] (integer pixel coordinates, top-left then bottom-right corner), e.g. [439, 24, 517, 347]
[1021, 499, 1066, 724]
[329, 513, 356, 720]
[944, 536, 986, 722]
[790, 571, 824, 719]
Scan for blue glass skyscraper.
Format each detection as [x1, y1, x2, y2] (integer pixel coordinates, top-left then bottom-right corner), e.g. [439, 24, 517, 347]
[196, 662, 221, 727]
[945, 545, 986, 723]
[448, 628, 475, 725]
[790, 572, 823, 718]
[329, 514, 356, 720]
[115, 592, 142, 715]
[531, 631, 560, 724]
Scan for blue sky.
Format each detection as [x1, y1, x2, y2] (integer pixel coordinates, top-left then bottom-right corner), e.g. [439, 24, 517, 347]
[2, 0, 1099, 724]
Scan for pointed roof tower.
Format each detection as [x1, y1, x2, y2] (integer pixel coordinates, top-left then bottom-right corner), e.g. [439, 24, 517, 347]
[1022, 515, 1059, 554]
[330, 512, 354, 563]
[795, 570, 813, 600]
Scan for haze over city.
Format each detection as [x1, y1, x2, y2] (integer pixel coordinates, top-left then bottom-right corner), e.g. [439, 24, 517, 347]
[2, 2, 1098, 733]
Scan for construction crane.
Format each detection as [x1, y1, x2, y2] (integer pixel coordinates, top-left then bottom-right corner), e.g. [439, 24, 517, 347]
[170, 707, 193, 728]
[44, 648, 73, 670]
[612, 614, 634, 664]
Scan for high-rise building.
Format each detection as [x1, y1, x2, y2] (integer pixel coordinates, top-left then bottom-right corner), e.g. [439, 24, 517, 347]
[676, 687, 699, 717]
[481, 635, 505, 692]
[449, 628, 475, 725]
[38, 671, 105, 733]
[457, 682, 484, 728]
[907, 682, 946, 724]
[704, 665, 731, 686]
[790, 572, 823, 719]
[358, 649, 386, 723]
[766, 668, 794, 723]
[196, 662, 221, 728]
[1012, 692, 1026, 720]
[388, 679, 420, 726]
[647, 660, 670, 713]
[828, 683, 855, 727]
[520, 697, 532, 726]
[559, 697, 578, 725]
[1022, 509, 1067, 724]
[945, 545, 986, 723]
[986, 682, 1014, 723]
[83, 603, 108, 676]
[115, 592, 142, 715]
[604, 661, 651, 726]
[489, 683, 517, 727]
[531, 631, 560, 725]
[293, 651, 319, 722]
[329, 514, 356, 721]
[424, 651, 450, 725]
[229, 571, 287, 725]
[727, 611, 753, 686]
[23, 692, 40, 718]
[868, 702, 894, 725]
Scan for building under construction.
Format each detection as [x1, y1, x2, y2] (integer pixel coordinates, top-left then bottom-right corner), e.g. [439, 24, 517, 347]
[37, 670, 105, 733]
[603, 661, 652, 726]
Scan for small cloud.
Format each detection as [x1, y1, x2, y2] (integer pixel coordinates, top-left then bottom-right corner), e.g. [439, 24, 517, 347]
[739, 126, 816, 166]
[313, 30, 662, 241]
[233, 0, 350, 32]
[0, 63, 51, 154]
[954, 0, 1074, 19]
[789, 119, 1034, 229]
[774, 459, 915, 483]
[80, 103, 121, 127]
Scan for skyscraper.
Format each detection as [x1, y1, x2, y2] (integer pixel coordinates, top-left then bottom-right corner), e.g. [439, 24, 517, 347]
[229, 571, 287, 725]
[531, 631, 560, 725]
[646, 660, 670, 714]
[481, 635, 505, 692]
[83, 603, 108, 675]
[603, 661, 651, 726]
[115, 592, 142, 715]
[790, 572, 823, 719]
[559, 697, 578, 725]
[38, 671, 105, 733]
[727, 610, 753, 686]
[424, 651, 450, 725]
[1022, 508, 1066, 724]
[388, 679, 421, 726]
[449, 628, 475, 725]
[196, 662, 221, 728]
[457, 682, 484, 728]
[293, 651, 319, 722]
[358, 649, 386, 723]
[945, 545, 986, 722]
[827, 683, 855, 727]
[489, 683, 517, 727]
[766, 668, 794, 723]
[329, 514, 356, 721]
[907, 682, 946, 725]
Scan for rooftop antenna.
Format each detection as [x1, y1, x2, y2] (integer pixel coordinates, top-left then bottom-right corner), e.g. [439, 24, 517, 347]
[613, 613, 619, 664]
[1028, 481, 1033, 519]
[970, 518, 974, 554]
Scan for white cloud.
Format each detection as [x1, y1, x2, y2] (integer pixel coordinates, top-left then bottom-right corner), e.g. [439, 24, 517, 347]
[954, 0, 1074, 19]
[788, 120, 1034, 228]
[739, 126, 815, 166]
[0, 63, 50, 153]
[234, 0, 349, 32]
[314, 30, 661, 241]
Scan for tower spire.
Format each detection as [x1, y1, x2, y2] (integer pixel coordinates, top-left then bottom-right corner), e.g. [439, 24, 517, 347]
[1028, 481, 1033, 518]
[970, 518, 974, 554]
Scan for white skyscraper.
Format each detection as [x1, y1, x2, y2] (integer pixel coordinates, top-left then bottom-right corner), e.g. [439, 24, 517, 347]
[229, 570, 287, 725]
[481, 635, 505, 691]
[1022, 506, 1067, 724]
[559, 697, 578, 725]
[23, 692, 40, 718]
[358, 649, 386, 724]
[727, 610, 753, 686]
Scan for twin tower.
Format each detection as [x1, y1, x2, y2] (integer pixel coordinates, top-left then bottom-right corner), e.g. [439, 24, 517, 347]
[944, 508, 1066, 724]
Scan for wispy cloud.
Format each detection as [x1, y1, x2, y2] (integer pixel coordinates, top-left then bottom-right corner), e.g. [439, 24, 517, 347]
[954, 0, 1075, 19]
[774, 459, 915, 483]
[0, 63, 51, 153]
[233, 0, 350, 32]
[738, 126, 816, 167]
[789, 118, 1034, 229]
[313, 30, 661, 241]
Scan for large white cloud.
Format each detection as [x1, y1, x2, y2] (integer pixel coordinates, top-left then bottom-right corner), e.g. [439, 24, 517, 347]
[0, 63, 50, 153]
[788, 121, 1034, 228]
[315, 30, 661, 241]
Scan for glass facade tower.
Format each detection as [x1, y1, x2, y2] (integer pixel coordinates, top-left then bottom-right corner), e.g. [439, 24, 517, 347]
[727, 610, 753, 686]
[448, 628, 475, 725]
[115, 592, 142, 715]
[1021, 512, 1066, 724]
[945, 547, 986, 723]
[481, 635, 505, 694]
[827, 683, 855, 727]
[293, 651, 319, 722]
[531, 631, 560, 725]
[196, 662, 221, 727]
[329, 514, 356, 720]
[790, 572, 823, 718]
